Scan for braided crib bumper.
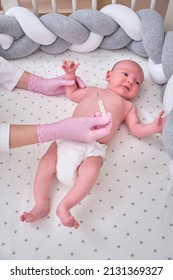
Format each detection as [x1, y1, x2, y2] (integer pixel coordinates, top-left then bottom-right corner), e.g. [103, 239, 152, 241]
[0, 4, 173, 172]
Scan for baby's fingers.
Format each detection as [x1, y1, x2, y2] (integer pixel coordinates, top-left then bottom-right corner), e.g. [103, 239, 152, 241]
[158, 110, 165, 119]
[155, 110, 165, 123]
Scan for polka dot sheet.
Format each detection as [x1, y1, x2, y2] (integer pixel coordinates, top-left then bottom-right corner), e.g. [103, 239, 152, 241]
[0, 48, 173, 260]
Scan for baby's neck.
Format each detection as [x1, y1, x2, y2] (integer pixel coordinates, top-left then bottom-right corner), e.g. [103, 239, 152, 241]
[103, 87, 118, 95]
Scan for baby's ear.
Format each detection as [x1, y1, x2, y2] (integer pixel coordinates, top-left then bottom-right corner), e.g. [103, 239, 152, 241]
[106, 70, 111, 81]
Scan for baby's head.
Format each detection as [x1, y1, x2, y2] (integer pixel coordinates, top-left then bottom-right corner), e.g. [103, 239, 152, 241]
[106, 60, 144, 100]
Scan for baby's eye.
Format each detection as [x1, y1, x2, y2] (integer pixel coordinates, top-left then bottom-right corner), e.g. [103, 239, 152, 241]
[121, 72, 128, 76]
[135, 80, 140, 86]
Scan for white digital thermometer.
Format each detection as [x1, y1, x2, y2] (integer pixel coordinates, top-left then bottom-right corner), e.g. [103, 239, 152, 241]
[97, 92, 107, 117]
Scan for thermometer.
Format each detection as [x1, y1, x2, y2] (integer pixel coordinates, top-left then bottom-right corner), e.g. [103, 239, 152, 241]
[97, 92, 107, 117]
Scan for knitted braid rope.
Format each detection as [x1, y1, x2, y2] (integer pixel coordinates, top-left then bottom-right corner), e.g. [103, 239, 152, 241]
[0, 4, 173, 172]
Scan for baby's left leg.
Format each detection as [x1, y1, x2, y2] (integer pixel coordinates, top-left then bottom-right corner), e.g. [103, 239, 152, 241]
[56, 156, 102, 228]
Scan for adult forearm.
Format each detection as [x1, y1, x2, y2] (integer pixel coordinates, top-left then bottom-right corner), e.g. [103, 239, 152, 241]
[9, 125, 39, 148]
[1, 114, 112, 150]
[15, 71, 30, 90]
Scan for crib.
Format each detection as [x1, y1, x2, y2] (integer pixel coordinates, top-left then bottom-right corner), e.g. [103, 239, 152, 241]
[0, 0, 173, 261]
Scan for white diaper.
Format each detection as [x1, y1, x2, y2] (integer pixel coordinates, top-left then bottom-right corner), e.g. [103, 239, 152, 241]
[56, 140, 107, 187]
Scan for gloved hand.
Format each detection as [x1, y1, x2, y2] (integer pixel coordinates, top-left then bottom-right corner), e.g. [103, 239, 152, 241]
[28, 74, 85, 96]
[37, 113, 112, 143]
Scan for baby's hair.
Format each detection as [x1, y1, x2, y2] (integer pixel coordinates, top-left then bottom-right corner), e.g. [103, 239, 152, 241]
[111, 59, 143, 74]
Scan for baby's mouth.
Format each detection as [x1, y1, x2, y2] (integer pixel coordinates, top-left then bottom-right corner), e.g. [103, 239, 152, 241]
[123, 85, 130, 91]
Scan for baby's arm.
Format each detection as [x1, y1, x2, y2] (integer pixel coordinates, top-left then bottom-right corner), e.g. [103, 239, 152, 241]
[62, 60, 88, 102]
[125, 105, 165, 138]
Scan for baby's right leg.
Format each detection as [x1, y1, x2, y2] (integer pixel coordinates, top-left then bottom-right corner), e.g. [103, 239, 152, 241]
[20, 142, 57, 222]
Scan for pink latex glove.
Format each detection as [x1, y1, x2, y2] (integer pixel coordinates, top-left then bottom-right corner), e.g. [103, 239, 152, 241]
[28, 74, 85, 96]
[37, 113, 112, 143]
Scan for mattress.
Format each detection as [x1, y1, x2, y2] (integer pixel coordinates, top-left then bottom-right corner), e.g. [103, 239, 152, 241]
[0, 47, 173, 260]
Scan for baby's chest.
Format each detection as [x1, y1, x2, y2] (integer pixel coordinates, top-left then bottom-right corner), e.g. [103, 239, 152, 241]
[103, 97, 127, 114]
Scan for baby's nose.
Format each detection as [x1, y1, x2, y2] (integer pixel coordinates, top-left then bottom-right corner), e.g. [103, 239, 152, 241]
[127, 78, 133, 84]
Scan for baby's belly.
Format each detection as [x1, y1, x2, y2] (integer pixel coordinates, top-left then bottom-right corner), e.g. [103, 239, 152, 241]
[73, 103, 100, 118]
[74, 108, 120, 144]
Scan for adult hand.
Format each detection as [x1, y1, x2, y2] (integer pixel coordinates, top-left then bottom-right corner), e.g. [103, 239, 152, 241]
[37, 113, 112, 143]
[28, 74, 85, 96]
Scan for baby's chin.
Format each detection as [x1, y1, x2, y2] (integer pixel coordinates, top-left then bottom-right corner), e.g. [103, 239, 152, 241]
[116, 87, 137, 100]
[115, 87, 130, 97]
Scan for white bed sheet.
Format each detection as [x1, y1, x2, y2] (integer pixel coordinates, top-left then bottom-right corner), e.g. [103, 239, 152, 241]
[0, 48, 173, 260]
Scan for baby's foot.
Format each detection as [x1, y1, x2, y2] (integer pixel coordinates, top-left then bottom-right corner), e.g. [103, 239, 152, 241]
[20, 204, 50, 223]
[56, 204, 79, 229]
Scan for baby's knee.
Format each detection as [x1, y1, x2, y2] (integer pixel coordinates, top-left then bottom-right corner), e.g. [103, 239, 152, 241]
[40, 152, 56, 174]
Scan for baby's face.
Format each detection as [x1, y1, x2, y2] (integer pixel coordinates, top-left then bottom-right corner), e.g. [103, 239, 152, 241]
[106, 61, 144, 100]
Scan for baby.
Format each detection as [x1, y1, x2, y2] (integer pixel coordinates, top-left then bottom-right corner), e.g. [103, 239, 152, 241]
[20, 59, 165, 228]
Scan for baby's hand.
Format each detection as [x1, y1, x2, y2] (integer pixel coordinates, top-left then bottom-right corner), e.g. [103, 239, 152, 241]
[62, 60, 80, 75]
[153, 110, 166, 133]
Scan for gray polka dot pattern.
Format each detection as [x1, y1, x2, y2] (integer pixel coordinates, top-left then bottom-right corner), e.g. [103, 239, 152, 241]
[0, 48, 173, 260]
